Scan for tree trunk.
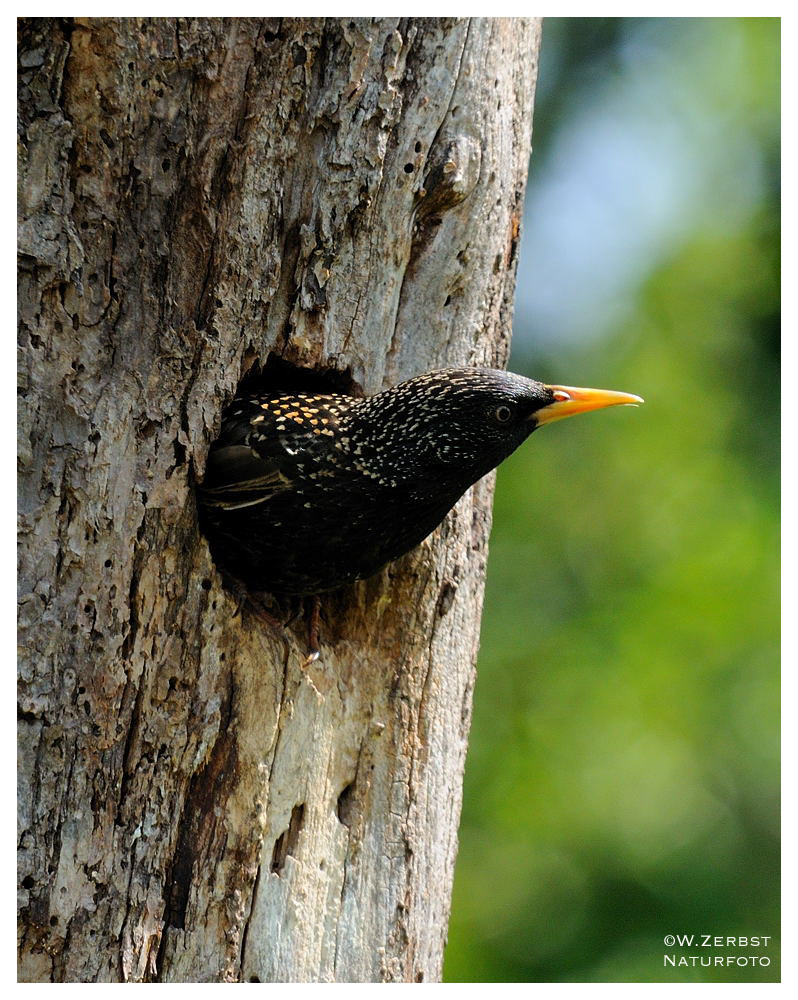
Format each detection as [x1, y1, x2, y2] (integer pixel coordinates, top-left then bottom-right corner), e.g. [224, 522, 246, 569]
[17, 16, 540, 983]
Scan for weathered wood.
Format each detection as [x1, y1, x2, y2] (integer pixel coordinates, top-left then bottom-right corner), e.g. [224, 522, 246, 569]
[17, 17, 540, 982]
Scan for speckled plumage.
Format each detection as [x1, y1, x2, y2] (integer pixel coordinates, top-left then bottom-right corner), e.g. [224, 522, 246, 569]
[198, 367, 636, 595]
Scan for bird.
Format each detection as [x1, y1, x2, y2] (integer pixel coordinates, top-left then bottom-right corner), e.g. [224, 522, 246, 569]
[198, 367, 642, 604]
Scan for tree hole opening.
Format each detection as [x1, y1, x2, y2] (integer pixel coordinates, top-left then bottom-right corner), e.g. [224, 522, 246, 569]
[234, 352, 359, 401]
[337, 781, 357, 829]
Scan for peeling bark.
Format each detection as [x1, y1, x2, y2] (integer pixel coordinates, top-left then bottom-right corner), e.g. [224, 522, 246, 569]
[17, 16, 540, 982]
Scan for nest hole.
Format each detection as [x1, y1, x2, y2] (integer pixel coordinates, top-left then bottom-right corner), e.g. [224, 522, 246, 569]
[234, 352, 360, 402]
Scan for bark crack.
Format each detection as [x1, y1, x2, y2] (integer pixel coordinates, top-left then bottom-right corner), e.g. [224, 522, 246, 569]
[237, 856, 263, 979]
[386, 21, 472, 370]
[269, 802, 305, 874]
[332, 738, 366, 976]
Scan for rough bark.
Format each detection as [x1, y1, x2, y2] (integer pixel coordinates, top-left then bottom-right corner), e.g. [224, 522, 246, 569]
[17, 16, 540, 983]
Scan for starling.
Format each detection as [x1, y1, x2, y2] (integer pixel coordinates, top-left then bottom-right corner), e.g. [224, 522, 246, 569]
[198, 368, 642, 598]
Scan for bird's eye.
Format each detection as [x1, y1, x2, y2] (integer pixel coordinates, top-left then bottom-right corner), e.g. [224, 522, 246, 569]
[494, 404, 513, 424]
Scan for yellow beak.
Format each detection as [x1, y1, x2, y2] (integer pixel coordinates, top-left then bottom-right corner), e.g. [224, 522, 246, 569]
[534, 384, 644, 426]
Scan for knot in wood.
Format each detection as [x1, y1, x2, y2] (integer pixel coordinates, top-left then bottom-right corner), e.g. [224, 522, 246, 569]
[417, 132, 482, 219]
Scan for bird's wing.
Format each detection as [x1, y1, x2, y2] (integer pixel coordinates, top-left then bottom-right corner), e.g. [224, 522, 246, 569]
[199, 392, 351, 511]
[199, 444, 293, 510]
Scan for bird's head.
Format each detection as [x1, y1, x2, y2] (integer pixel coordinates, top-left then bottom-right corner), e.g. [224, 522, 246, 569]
[356, 368, 643, 481]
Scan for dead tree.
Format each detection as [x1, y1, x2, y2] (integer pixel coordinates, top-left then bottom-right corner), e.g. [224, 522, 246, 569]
[18, 17, 540, 982]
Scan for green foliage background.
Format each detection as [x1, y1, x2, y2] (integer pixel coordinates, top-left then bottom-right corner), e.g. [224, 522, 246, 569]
[444, 18, 780, 983]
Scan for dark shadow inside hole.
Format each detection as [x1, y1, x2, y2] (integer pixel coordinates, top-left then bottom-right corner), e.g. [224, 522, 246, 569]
[235, 352, 360, 401]
[337, 781, 357, 829]
[271, 802, 306, 874]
